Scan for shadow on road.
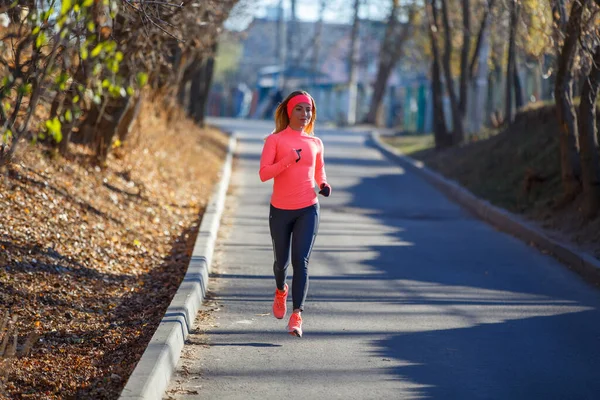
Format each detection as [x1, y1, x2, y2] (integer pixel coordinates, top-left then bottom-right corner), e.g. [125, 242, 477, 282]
[337, 146, 600, 398]
[215, 125, 600, 399]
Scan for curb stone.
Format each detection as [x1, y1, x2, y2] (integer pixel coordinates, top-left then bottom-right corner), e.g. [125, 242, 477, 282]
[370, 131, 600, 284]
[119, 132, 237, 400]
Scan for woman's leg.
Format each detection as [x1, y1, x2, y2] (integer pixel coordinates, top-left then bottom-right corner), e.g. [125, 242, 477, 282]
[269, 205, 294, 291]
[290, 204, 320, 311]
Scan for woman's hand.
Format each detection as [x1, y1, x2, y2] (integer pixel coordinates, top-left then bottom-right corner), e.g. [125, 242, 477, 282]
[319, 183, 331, 197]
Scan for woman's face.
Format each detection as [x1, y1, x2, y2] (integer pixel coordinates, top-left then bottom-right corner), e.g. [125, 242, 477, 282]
[289, 102, 313, 130]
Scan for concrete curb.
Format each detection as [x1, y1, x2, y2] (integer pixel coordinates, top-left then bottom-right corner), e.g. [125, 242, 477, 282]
[119, 133, 237, 400]
[370, 131, 600, 283]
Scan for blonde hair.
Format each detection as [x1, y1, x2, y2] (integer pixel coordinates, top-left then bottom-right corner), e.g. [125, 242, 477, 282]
[272, 90, 317, 135]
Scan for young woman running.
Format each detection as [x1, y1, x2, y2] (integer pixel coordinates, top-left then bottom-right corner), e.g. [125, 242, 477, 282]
[259, 90, 331, 338]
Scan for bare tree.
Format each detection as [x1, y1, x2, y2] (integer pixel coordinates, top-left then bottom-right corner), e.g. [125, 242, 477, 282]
[278, 0, 287, 89]
[505, 0, 520, 124]
[469, 0, 496, 81]
[365, 0, 417, 127]
[347, 0, 361, 125]
[467, 0, 495, 133]
[459, 0, 471, 119]
[554, 0, 588, 200]
[426, 0, 451, 148]
[311, 1, 327, 87]
[440, 0, 465, 143]
[287, 0, 297, 66]
[577, 40, 600, 217]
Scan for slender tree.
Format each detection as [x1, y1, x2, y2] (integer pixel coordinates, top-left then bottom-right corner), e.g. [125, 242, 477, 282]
[287, 0, 297, 66]
[347, 0, 361, 125]
[468, 0, 495, 133]
[365, 0, 417, 126]
[459, 0, 471, 120]
[469, 0, 496, 80]
[440, 0, 465, 143]
[505, 0, 520, 124]
[577, 42, 600, 217]
[426, 0, 451, 148]
[311, 1, 327, 87]
[277, 0, 287, 88]
[554, 0, 588, 200]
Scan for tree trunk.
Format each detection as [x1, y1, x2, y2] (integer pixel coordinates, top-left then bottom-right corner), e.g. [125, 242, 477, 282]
[577, 44, 600, 217]
[287, 0, 297, 66]
[467, 0, 494, 133]
[440, 0, 465, 144]
[172, 44, 188, 107]
[459, 0, 471, 119]
[365, 0, 399, 126]
[277, 0, 286, 88]
[514, 62, 524, 109]
[469, 0, 495, 80]
[178, 56, 198, 115]
[346, 0, 361, 125]
[368, 63, 395, 127]
[432, 59, 451, 149]
[554, 0, 587, 200]
[189, 59, 206, 122]
[426, 0, 450, 148]
[188, 44, 218, 127]
[365, 1, 415, 126]
[78, 94, 131, 164]
[469, 30, 490, 133]
[95, 97, 131, 164]
[117, 93, 143, 143]
[196, 51, 217, 127]
[487, 59, 504, 127]
[505, 0, 519, 124]
[311, 1, 326, 88]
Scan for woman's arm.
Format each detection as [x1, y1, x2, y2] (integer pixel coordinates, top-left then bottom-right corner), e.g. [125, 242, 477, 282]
[259, 135, 299, 182]
[314, 138, 327, 187]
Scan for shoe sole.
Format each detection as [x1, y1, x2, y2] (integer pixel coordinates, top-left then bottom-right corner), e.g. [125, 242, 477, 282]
[288, 329, 302, 338]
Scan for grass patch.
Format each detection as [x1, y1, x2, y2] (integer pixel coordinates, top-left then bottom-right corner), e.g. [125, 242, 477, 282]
[381, 133, 435, 155]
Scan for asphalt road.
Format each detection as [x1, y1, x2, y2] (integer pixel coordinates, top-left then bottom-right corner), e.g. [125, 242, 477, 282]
[165, 119, 600, 400]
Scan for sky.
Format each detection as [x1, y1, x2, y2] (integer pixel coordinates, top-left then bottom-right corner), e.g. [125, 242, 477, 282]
[224, 0, 391, 31]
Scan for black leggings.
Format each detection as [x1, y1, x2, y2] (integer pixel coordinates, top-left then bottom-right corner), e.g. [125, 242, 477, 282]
[269, 203, 320, 311]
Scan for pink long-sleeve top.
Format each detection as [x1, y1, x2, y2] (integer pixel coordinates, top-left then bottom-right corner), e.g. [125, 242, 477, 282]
[259, 126, 328, 210]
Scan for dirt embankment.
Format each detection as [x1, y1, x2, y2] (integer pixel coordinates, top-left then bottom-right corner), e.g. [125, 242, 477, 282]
[0, 101, 229, 399]
[411, 104, 600, 260]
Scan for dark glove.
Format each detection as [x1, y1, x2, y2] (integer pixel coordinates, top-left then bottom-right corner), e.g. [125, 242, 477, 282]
[319, 183, 331, 197]
[295, 148, 302, 163]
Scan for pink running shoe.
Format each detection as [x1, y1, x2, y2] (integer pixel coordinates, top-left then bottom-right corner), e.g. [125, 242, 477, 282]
[272, 284, 288, 319]
[288, 312, 302, 337]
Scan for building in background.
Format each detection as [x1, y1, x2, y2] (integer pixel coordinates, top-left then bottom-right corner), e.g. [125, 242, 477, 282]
[209, 8, 430, 131]
[209, 5, 555, 135]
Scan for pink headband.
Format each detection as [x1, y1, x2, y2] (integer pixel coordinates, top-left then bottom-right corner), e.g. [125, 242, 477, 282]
[286, 94, 313, 117]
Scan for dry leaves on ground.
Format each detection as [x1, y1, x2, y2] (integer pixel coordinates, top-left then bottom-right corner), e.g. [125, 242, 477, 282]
[0, 100, 229, 399]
